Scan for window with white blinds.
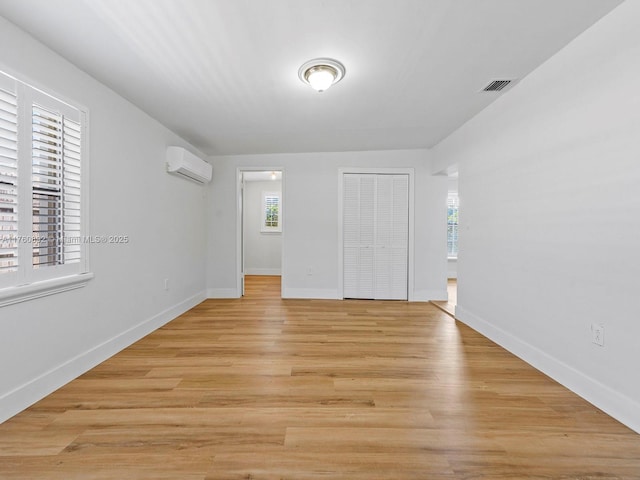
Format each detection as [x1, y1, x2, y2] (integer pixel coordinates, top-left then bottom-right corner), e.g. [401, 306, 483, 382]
[0, 70, 88, 294]
[32, 104, 82, 269]
[0, 82, 19, 278]
[261, 192, 281, 232]
[447, 192, 459, 258]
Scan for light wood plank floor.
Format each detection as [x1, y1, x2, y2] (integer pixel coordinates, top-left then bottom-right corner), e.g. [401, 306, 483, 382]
[432, 279, 457, 317]
[1, 275, 639, 479]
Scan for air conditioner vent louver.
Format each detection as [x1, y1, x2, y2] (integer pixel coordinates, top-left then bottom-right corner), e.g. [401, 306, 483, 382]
[482, 79, 514, 92]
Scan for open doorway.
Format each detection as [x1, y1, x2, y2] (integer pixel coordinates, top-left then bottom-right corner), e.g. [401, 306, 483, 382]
[434, 172, 458, 317]
[238, 169, 283, 297]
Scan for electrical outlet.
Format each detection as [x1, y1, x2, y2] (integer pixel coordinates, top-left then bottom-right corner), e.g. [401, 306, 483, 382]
[591, 323, 604, 347]
[164, 278, 169, 291]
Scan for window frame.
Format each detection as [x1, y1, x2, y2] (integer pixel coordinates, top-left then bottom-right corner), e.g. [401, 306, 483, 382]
[260, 191, 282, 233]
[447, 191, 459, 259]
[0, 69, 92, 307]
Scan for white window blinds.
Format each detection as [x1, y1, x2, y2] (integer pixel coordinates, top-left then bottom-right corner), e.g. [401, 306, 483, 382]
[31, 104, 82, 268]
[447, 192, 459, 257]
[261, 192, 281, 232]
[264, 194, 279, 227]
[0, 69, 87, 291]
[0, 82, 18, 275]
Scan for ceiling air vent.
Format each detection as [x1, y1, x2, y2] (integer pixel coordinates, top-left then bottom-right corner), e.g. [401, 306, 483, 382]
[481, 79, 515, 92]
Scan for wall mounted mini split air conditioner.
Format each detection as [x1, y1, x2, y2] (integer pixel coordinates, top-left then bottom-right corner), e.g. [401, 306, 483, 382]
[166, 146, 212, 184]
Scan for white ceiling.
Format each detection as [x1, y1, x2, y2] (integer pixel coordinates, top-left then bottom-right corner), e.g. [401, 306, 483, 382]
[0, 0, 623, 156]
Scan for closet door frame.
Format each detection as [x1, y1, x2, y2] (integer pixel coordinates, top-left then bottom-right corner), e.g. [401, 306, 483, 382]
[338, 167, 415, 301]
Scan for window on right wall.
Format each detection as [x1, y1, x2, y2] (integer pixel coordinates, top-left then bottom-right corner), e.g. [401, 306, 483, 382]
[447, 192, 459, 258]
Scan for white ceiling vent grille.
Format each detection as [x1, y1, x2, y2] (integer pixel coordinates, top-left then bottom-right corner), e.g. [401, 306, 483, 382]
[481, 79, 516, 92]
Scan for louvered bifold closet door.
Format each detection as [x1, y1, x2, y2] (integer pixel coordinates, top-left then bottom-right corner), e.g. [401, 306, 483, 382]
[0, 76, 19, 284]
[389, 175, 409, 300]
[343, 173, 408, 300]
[343, 174, 375, 299]
[374, 175, 393, 298]
[374, 175, 408, 300]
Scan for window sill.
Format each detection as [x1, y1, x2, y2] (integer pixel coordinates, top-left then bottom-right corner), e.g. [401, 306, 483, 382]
[447, 256, 458, 261]
[0, 272, 94, 308]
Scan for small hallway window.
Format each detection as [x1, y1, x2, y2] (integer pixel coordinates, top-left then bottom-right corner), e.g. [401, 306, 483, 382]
[261, 192, 281, 232]
[447, 192, 459, 258]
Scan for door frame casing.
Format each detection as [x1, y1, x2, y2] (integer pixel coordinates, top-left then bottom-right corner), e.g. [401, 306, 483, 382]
[236, 167, 285, 298]
[338, 167, 415, 301]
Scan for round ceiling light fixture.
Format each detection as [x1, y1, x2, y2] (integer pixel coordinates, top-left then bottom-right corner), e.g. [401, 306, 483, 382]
[298, 58, 345, 92]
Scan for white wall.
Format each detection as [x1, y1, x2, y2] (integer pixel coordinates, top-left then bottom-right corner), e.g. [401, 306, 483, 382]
[433, 1, 640, 432]
[0, 17, 207, 422]
[207, 150, 447, 301]
[447, 259, 457, 280]
[243, 180, 282, 275]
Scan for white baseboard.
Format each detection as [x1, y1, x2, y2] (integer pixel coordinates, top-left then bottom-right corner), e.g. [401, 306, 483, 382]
[282, 287, 339, 299]
[278, 288, 446, 302]
[207, 288, 240, 298]
[0, 291, 206, 424]
[455, 304, 640, 435]
[244, 268, 281, 276]
[412, 289, 448, 302]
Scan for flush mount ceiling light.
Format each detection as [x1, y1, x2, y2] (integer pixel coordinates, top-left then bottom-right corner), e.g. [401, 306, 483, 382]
[298, 58, 345, 92]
